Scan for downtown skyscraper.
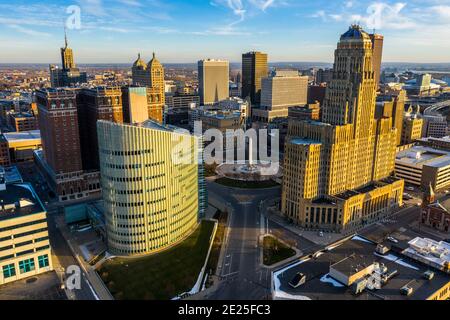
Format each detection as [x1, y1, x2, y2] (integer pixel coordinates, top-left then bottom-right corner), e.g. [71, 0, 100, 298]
[242, 51, 268, 105]
[282, 25, 404, 232]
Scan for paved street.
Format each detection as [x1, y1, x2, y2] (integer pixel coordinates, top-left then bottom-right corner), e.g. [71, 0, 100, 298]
[206, 181, 280, 300]
[46, 209, 97, 300]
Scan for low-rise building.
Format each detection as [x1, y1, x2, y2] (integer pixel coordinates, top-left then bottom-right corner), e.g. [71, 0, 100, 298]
[395, 145, 450, 191]
[273, 235, 450, 300]
[7, 111, 39, 132]
[0, 177, 53, 285]
[2, 130, 41, 163]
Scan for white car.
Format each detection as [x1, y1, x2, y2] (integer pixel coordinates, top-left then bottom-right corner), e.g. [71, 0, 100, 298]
[387, 236, 399, 244]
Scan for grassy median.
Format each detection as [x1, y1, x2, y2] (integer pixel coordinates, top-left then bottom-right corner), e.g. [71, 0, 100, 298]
[263, 235, 296, 266]
[98, 220, 215, 300]
[215, 177, 279, 189]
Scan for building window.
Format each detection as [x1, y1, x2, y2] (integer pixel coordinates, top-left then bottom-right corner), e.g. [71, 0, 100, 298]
[18, 258, 35, 274]
[2, 263, 16, 278]
[38, 254, 49, 268]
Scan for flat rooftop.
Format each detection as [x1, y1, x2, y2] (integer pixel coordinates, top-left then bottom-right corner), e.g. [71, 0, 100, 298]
[396, 145, 450, 168]
[289, 137, 321, 146]
[3, 130, 41, 143]
[274, 235, 450, 300]
[0, 183, 44, 221]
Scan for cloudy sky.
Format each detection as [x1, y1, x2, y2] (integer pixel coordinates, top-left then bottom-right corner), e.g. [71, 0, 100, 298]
[1, 0, 450, 63]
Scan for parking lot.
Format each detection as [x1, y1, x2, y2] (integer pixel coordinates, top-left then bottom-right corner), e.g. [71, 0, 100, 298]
[0, 271, 66, 300]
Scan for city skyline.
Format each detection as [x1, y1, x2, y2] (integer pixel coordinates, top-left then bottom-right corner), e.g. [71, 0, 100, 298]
[2, 0, 450, 64]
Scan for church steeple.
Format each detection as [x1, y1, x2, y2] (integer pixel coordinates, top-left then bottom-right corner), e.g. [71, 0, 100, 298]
[422, 183, 436, 207]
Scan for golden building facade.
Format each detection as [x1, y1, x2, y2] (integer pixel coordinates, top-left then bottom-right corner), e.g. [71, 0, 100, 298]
[97, 120, 200, 256]
[131, 53, 165, 123]
[282, 26, 403, 232]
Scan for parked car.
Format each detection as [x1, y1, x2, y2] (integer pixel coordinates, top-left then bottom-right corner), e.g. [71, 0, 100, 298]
[387, 236, 399, 244]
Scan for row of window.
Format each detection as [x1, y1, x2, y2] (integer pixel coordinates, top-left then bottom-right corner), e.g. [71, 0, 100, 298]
[100, 149, 153, 156]
[0, 245, 50, 262]
[2, 255, 49, 279]
[0, 219, 48, 233]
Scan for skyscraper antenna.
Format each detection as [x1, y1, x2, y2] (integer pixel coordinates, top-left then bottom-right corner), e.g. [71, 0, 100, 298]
[64, 25, 68, 48]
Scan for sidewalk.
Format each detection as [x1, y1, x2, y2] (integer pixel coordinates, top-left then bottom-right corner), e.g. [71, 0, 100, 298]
[55, 215, 114, 300]
[261, 200, 345, 246]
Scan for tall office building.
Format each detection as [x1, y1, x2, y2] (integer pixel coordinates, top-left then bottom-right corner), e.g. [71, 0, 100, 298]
[97, 120, 203, 256]
[282, 25, 403, 232]
[369, 33, 384, 90]
[35, 89, 101, 202]
[77, 87, 124, 171]
[131, 53, 165, 123]
[49, 32, 87, 88]
[242, 51, 268, 105]
[252, 70, 308, 123]
[198, 59, 230, 105]
[0, 177, 53, 285]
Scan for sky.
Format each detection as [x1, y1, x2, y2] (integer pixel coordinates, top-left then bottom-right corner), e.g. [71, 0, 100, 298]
[1, 0, 450, 64]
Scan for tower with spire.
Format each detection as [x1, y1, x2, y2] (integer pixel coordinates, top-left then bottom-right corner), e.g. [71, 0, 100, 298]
[61, 28, 75, 71]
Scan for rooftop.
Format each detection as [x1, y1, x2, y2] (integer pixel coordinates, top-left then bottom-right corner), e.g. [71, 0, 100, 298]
[289, 137, 321, 146]
[274, 235, 450, 300]
[3, 130, 41, 143]
[396, 145, 450, 168]
[0, 183, 44, 221]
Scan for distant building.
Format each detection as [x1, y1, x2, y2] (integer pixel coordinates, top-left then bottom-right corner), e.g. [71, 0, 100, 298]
[7, 111, 39, 132]
[131, 53, 165, 123]
[401, 107, 423, 145]
[165, 93, 200, 110]
[315, 68, 333, 84]
[422, 114, 447, 138]
[2, 130, 41, 163]
[288, 102, 320, 121]
[0, 177, 53, 285]
[418, 136, 450, 151]
[97, 120, 203, 256]
[241, 51, 268, 105]
[252, 70, 308, 123]
[307, 84, 327, 105]
[49, 32, 87, 88]
[198, 59, 230, 105]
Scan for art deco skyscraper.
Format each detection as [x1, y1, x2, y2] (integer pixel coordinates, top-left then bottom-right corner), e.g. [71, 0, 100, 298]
[49, 31, 87, 88]
[282, 25, 403, 232]
[61, 31, 75, 71]
[242, 51, 268, 104]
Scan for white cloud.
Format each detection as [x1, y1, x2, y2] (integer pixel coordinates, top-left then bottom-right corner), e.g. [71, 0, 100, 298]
[9, 25, 51, 37]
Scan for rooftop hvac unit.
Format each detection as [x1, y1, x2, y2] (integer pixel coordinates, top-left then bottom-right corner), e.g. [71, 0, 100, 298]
[400, 285, 413, 296]
[376, 244, 390, 255]
[423, 270, 435, 280]
[352, 278, 367, 295]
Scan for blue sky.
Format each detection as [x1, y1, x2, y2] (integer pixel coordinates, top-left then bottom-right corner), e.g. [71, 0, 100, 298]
[1, 0, 450, 63]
